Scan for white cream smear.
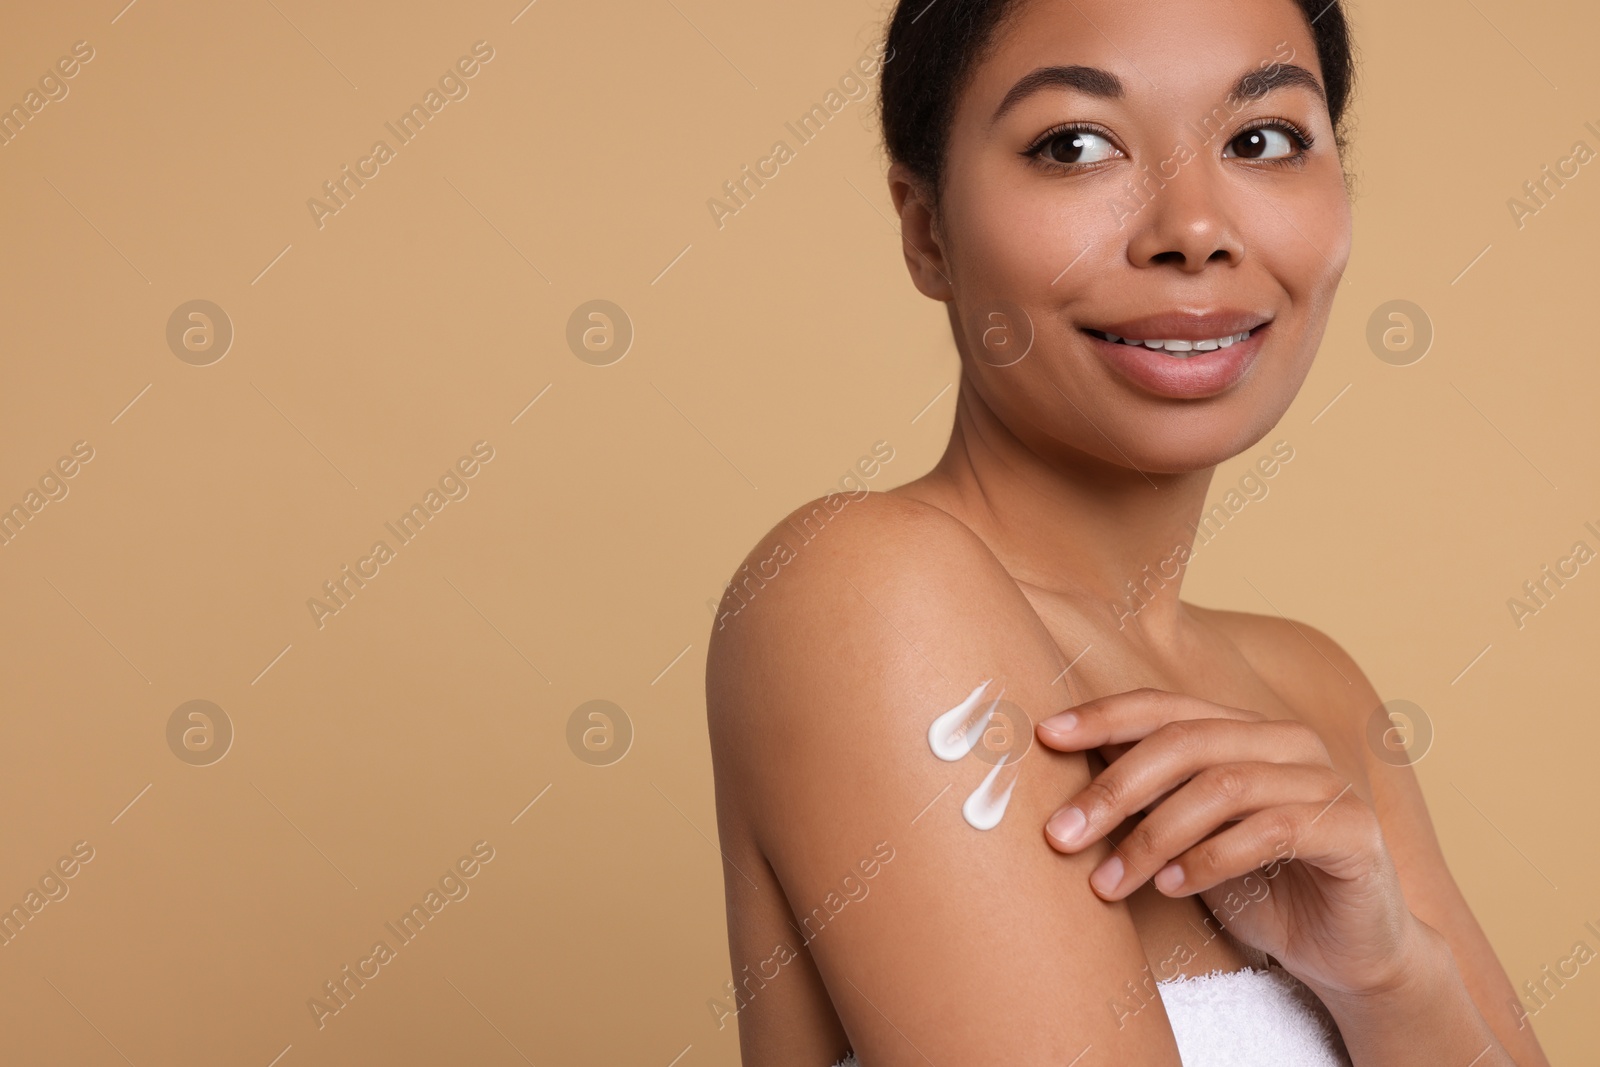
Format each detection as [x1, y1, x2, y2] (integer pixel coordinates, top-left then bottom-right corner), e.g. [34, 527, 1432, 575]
[927, 679, 1024, 831]
[961, 753, 1020, 830]
[927, 679, 1001, 761]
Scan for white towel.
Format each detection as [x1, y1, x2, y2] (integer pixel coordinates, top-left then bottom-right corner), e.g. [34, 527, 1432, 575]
[1154, 964, 1352, 1066]
[829, 964, 1350, 1066]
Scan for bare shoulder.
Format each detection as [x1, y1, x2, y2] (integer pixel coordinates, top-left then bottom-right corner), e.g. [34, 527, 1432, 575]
[707, 489, 1026, 655]
[706, 488, 1069, 796]
[705, 490, 1183, 1064]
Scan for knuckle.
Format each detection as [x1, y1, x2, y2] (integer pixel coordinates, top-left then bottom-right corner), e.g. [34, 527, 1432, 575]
[1260, 809, 1301, 850]
[1276, 719, 1311, 743]
[1364, 820, 1388, 859]
[1206, 765, 1249, 805]
[1286, 720, 1330, 760]
[1355, 811, 1384, 851]
[1122, 821, 1159, 860]
[1081, 775, 1125, 817]
[1315, 767, 1350, 795]
[1158, 718, 1204, 757]
[1185, 837, 1219, 876]
[1135, 686, 1173, 712]
[1338, 797, 1381, 843]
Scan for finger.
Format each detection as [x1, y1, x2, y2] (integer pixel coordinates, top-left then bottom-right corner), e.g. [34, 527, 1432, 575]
[1045, 718, 1330, 851]
[1083, 763, 1349, 900]
[1096, 741, 1134, 765]
[1036, 687, 1265, 753]
[1148, 789, 1382, 897]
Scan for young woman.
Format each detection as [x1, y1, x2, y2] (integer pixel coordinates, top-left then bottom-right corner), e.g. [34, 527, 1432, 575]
[705, 1, 1550, 1064]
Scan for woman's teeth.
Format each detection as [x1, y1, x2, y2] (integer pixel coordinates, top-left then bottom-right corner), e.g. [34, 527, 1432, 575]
[1091, 328, 1253, 357]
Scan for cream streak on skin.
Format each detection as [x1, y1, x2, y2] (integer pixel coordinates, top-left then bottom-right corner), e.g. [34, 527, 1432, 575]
[927, 679, 1000, 760]
[961, 754, 1019, 830]
[927, 679, 1022, 830]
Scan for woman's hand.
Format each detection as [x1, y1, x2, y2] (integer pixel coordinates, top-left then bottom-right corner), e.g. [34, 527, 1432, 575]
[1035, 687, 1430, 1000]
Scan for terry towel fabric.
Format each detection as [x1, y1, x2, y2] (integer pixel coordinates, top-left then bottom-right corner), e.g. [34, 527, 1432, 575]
[829, 964, 1352, 1067]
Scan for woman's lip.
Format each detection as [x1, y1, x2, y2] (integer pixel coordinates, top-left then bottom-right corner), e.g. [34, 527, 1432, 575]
[1085, 323, 1268, 399]
[1090, 311, 1270, 339]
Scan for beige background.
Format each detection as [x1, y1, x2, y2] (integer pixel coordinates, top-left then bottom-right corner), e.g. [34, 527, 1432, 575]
[0, 0, 1594, 1062]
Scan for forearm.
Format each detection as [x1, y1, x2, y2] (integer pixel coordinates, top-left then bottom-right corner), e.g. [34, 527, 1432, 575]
[1310, 920, 1515, 1067]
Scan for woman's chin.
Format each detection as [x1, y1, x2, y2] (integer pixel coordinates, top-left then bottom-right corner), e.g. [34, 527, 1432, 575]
[1065, 416, 1292, 477]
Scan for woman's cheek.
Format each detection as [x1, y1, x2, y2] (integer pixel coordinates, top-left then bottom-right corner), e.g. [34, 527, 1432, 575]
[1013, 182, 1121, 267]
[960, 195, 1061, 292]
[949, 160, 1103, 286]
[1273, 175, 1353, 294]
[946, 188, 1108, 371]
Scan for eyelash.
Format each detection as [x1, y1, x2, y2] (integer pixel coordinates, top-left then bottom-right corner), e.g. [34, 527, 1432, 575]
[1020, 117, 1316, 172]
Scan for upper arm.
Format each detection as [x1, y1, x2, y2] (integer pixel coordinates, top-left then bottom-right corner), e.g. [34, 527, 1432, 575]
[707, 494, 1184, 1066]
[1264, 619, 1549, 1065]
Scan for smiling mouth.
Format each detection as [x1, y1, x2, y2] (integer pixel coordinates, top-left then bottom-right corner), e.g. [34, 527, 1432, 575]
[1083, 326, 1261, 358]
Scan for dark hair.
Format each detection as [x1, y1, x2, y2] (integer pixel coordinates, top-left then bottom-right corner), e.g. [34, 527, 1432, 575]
[878, 0, 1356, 203]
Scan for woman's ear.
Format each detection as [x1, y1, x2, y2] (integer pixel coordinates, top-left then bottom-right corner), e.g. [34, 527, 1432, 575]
[887, 161, 954, 302]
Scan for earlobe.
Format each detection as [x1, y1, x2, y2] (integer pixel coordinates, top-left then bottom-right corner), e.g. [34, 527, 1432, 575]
[886, 162, 954, 302]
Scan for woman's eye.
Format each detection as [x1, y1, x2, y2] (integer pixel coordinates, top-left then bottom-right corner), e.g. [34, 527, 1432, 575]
[1035, 129, 1118, 165]
[1225, 126, 1298, 160]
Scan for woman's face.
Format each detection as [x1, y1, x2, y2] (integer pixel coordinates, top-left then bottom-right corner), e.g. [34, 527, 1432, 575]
[906, 0, 1352, 474]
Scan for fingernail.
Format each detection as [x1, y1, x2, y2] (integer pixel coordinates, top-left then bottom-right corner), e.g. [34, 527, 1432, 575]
[1155, 864, 1184, 893]
[1047, 805, 1086, 844]
[1041, 712, 1078, 733]
[1091, 856, 1123, 894]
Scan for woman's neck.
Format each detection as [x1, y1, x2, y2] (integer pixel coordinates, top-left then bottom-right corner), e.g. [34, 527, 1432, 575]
[898, 370, 1219, 645]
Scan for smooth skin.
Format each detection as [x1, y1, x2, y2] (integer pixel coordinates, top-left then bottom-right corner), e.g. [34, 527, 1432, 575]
[704, 0, 1550, 1064]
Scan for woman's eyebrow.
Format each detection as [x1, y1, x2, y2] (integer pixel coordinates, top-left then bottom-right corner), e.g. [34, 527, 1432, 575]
[989, 61, 1327, 124]
[990, 65, 1122, 124]
[1234, 62, 1326, 106]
